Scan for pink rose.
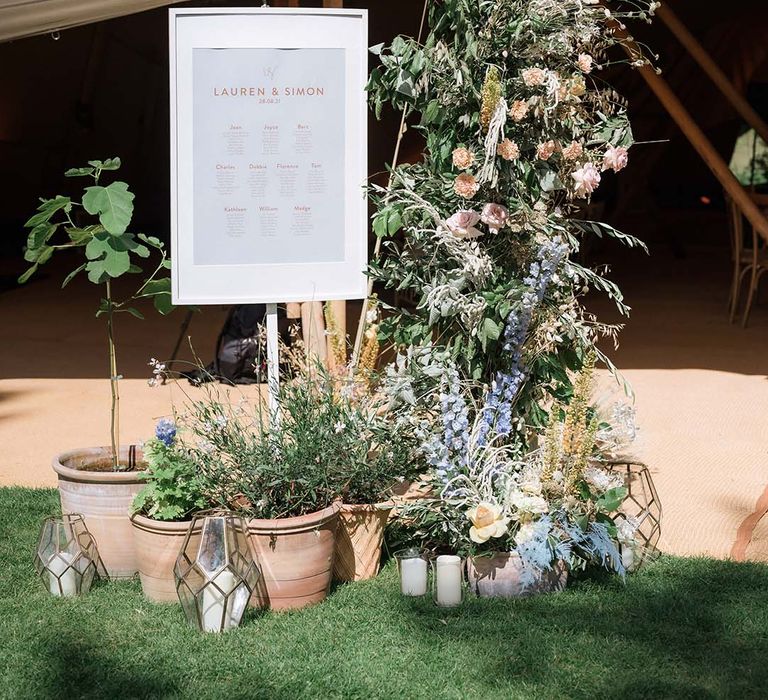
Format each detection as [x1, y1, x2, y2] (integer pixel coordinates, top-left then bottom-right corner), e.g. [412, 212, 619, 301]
[497, 138, 520, 161]
[572, 162, 601, 198]
[603, 145, 629, 172]
[577, 53, 593, 73]
[454, 173, 480, 199]
[508, 100, 529, 122]
[452, 147, 475, 170]
[521, 67, 547, 87]
[446, 209, 482, 239]
[537, 140, 556, 161]
[481, 203, 509, 234]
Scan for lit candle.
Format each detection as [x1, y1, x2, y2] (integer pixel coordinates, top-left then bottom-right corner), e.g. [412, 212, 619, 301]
[434, 555, 462, 607]
[48, 552, 77, 597]
[201, 571, 244, 632]
[399, 556, 428, 596]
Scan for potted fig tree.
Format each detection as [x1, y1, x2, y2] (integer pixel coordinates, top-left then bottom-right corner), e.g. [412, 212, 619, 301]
[19, 158, 173, 578]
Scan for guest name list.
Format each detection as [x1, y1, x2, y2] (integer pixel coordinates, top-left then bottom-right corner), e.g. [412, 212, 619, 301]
[192, 48, 346, 266]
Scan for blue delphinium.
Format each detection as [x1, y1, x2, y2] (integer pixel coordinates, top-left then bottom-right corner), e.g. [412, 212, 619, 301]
[478, 236, 569, 443]
[155, 418, 177, 447]
[422, 366, 470, 486]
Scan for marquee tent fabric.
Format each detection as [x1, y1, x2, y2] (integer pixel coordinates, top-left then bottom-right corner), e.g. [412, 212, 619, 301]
[0, 0, 176, 43]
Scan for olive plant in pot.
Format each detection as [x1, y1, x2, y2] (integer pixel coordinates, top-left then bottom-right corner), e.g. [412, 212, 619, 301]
[156, 342, 421, 609]
[19, 158, 173, 578]
[130, 420, 210, 602]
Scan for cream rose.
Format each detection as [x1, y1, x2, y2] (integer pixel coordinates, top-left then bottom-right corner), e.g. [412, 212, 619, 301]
[508, 100, 529, 122]
[446, 209, 482, 239]
[603, 145, 629, 172]
[480, 203, 509, 234]
[467, 502, 508, 543]
[572, 162, 601, 198]
[496, 138, 520, 161]
[454, 173, 480, 199]
[452, 147, 475, 170]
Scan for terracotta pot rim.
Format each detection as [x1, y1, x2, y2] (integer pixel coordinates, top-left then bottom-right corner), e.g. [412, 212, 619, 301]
[339, 501, 394, 512]
[247, 502, 339, 534]
[53, 447, 146, 485]
[130, 513, 196, 534]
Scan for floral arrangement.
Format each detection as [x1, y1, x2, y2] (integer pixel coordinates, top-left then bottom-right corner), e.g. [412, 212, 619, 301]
[391, 356, 641, 582]
[367, 0, 658, 582]
[368, 0, 655, 436]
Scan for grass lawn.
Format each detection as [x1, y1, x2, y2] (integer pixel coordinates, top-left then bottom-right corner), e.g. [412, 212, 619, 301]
[2, 487, 768, 700]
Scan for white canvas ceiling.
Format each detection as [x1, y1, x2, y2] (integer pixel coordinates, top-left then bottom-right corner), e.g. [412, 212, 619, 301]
[0, 0, 176, 43]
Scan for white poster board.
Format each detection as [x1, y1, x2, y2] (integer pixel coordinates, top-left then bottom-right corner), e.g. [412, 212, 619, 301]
[170, 8, 368, 305]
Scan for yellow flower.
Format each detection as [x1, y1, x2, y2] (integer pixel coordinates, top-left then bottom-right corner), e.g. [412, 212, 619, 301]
[467, 502, 508, 543]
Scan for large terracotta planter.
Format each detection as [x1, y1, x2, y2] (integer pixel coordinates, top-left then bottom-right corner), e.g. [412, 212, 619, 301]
[466, 552, 568, 598]
[247, 503, 339, 611]
[53, 447, 145, 579]
[333, 502, 393, 582]
[131, 514, 200, 603]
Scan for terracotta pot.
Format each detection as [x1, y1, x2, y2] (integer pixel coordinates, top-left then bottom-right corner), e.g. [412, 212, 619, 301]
[333, 502, 393, 582]
[466, 552, 568, 598]
[131, 514, 201, 603]
[52, 446, 145, 579]
[247, 503, 339, 610]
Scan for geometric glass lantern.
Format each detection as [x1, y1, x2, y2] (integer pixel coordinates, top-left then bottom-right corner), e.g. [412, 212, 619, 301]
[606, 462, 663, 572]
[174, 511, 260, 633]
[34, 514, 105, 597]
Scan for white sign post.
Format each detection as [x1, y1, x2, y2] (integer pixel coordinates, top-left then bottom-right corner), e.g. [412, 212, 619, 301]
[169, 7, 368, 412]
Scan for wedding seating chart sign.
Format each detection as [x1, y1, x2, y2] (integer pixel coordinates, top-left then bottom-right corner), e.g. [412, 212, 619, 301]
[170, 8, 368, 304]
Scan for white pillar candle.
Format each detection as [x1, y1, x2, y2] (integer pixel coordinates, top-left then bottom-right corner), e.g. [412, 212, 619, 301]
[621, 545, 634, 572]
[48, 552, 77, 597]
[435, 555, 462, 607]
[399, 556, 428, 596]
[201, 571, 240, 632]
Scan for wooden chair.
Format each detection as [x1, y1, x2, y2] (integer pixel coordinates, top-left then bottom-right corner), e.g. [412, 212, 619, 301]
[727, 192, 768, 326]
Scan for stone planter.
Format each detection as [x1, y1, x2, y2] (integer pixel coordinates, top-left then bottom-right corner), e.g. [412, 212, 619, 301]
[131, 514, 200, 603]
[466, 552, 568, 598]
[52, 446, 145, 579]
[247, 503, 339, 611]
[333, 502, 393, 582]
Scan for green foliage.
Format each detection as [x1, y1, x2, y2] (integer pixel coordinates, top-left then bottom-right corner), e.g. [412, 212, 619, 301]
[132, 439, 209, 521]
[19, 159, 172, 304]
[179, 364, 421, 518]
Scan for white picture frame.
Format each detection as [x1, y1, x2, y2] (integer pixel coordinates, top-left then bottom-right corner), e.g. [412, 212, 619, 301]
[169, 7, 369, 305]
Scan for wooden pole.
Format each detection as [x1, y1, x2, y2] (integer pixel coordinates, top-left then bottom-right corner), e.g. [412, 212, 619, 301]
[301, 301, 328, 363]
[656, 4, 768, 145]
[614, 25, 768, 244]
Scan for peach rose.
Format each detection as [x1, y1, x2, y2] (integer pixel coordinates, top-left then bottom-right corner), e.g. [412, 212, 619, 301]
[521, 67, 547, 87]
[570, 75, 587, 97]
[454, 173, 479, 199]
[497, 138, 520, 161]
[537, 140, 556, 161]
[572, 162, 601, 198]
[562, 141, 583, 161]
[603, 145, 629, 172]
[452, 147, 475, 170]
[508, 100, 529, 122]
[577, 53, 593, 73]
[481, 203, 509, 234]
[446, 209, 482, 239]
